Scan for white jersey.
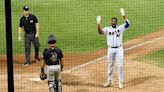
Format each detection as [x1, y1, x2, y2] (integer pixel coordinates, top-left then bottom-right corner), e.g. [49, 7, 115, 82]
[102, 20, 129, 47]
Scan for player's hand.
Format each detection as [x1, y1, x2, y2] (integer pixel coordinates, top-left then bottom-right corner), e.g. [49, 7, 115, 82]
[120, 8, 125, 16]
[61, 65, 63, 71]
[35, 33, 39, 38]
[40, 72, 47, 80]
[18, 36, 21, 42]
[96, 16, 101, 24]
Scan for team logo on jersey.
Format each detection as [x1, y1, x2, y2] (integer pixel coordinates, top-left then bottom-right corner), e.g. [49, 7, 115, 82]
[30, 20, 34, 23]
[109, 30, 120, 37]
[109, 32, 115, 35]
[117, 30, 120, 32]
[116, 34, 120, 37]
[50, 52, 57, 62]
[116, 30, 120, 37]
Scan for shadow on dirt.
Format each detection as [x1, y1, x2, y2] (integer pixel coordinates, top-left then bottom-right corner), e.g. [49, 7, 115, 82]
[124, 76, 156, 87]
[62, 73, 102, 88]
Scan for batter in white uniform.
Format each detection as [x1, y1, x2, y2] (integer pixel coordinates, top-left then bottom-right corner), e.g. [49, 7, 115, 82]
[96, 8, 130, 89]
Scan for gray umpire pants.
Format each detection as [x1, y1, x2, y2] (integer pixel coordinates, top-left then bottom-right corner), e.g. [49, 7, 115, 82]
[24, 33, 40, 63]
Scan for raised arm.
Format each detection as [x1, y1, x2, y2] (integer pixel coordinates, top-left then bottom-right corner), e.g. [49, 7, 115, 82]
[123, 16, 130, 29]
[120, 8, 130, 29]
[96, 16, 104, 34]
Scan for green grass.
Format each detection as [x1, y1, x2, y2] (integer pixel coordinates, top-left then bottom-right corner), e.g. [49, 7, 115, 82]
[0, 0, 6, 54]
[137, 49, 164, 68]
[0, 0, 164, 54]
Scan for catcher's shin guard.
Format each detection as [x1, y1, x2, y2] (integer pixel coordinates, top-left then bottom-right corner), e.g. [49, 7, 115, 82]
[48, 80, 57, 92]
[56, 80, 62, 92]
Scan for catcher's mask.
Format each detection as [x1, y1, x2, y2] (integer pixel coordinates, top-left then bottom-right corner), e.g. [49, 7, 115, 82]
[48, 35, 56, 44]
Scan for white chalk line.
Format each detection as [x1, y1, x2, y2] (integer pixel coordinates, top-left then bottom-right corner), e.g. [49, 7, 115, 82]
[62, 36, 164, 73]
[29, 36, 164, 81]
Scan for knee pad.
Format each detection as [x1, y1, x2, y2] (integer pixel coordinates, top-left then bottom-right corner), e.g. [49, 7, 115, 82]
[56, 80, 62, 92]
[48, 81, 57, 92]
[56, 80, 62, 86]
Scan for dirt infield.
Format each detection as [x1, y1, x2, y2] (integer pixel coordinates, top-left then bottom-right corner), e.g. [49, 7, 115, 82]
[0, 30, 164, 92]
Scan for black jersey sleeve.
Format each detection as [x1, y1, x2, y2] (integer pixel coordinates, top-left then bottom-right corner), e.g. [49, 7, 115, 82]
[33, 15, 38, 23]
[43, 48, 48, 59]
[19, 18, 23, 27]
[57, 48, 63, 59]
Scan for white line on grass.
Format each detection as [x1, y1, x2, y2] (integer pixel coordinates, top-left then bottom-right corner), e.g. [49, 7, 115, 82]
[62, 36, 164, 73]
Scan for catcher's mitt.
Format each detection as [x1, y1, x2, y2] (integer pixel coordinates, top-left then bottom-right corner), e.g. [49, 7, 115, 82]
[40, 72, 47, 80]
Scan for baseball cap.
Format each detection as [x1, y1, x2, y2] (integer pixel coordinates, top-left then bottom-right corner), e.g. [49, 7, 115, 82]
[23, 5, 29, 11]
[48, 35, 56, 44]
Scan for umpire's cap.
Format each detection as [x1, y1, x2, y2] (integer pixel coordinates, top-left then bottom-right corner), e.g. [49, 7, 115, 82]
[48, 35, 56, 44]
[23, 5, 29, 11]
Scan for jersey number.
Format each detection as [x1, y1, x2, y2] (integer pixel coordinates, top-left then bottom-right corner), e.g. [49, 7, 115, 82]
[116, 34, 120, 37]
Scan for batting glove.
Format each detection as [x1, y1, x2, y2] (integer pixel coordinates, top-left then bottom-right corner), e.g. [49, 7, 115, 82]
[18, 36, 21, 42]
[96, 16, 101, 24]
[120, 8, 125, 16]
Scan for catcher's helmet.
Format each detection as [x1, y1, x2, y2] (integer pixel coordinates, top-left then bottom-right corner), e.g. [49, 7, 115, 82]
[48, 35, 56, 44]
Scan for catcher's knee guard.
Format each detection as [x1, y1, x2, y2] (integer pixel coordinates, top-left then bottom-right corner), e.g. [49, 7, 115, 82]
[56, 80, 62, 92]
[48, 81, 57, 92]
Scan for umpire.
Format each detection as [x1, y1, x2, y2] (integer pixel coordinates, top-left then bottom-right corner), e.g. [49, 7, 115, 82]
[18, 5, 40, 66]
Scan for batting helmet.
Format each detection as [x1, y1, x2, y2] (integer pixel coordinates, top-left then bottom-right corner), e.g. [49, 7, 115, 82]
[48, 35, 56, 44]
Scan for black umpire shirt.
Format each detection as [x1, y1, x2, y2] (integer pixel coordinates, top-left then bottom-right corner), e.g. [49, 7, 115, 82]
[19, 14, 38, 34]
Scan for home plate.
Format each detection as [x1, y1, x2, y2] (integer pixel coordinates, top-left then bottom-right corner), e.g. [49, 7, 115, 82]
[29, 78, 41, 82]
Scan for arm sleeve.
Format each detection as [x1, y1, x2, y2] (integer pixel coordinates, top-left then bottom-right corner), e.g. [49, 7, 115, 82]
[102, 27, 108, 36]
[119, 19, 130, 32]
[58, 48, 63, 59]
[34, 15, 38, 23]
[42, 49, 47, 59]
[19, 19, 23, 27]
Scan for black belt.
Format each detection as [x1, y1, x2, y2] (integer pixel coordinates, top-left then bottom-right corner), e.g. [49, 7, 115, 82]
[25, 32, 35, 34]
[47, 64, 60, 65]
[110, 45, 121, 48]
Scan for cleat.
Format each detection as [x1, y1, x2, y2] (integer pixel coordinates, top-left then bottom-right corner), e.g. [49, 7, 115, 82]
[23, 62, 30, 66]
[35, 58, 41, 63]
[119, 82, 123, 89]
[103, 80, 112, 88]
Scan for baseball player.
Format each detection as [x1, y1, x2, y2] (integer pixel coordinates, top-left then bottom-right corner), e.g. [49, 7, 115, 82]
[96, 8, 130, 89]
[18, 5, 40, 66]
[40, 35, 63, 92]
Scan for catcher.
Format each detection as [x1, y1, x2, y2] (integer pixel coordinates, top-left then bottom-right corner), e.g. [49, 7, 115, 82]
[40, 35, 63, 92]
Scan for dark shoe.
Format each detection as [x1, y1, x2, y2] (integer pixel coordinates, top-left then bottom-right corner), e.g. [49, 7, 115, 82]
[23, 62, 30, 66]
[35, 58, 41, 63]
